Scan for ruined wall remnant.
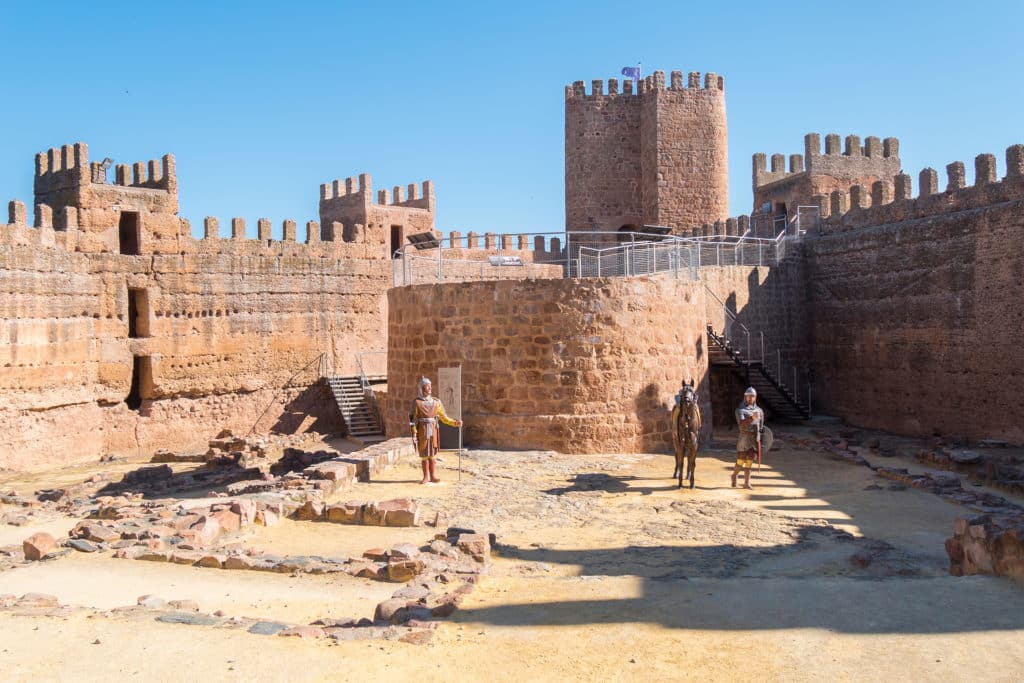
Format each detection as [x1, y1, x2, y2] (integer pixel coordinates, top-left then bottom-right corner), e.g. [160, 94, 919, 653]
[385, 276, 709, 454]
[565, 70, 728, 235]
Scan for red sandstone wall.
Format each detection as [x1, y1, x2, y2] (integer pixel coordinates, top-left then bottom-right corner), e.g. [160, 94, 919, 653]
[564, 82, 642, 233]
[642, 73, 728, 231]
[805, 167, 1024, 444]
[0, 226, 386, 469]
[564, 71, 727, 235]
[384, 277, 709, 454]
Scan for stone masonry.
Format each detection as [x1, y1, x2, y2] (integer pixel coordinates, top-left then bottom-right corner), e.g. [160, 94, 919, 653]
[384, 276, 711, 454]
[565, 70, 728, 235]
[0, 144, 546, 469]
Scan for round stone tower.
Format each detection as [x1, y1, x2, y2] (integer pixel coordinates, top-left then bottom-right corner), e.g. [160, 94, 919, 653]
[564, 69, 728, 235]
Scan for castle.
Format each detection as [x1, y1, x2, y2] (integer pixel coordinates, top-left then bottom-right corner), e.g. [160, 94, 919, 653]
[2, 69, 1022, 470]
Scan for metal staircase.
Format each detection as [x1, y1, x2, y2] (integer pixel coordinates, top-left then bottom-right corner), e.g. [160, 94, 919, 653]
[707, 325, 810, 422]
[325, 376, 385, 443]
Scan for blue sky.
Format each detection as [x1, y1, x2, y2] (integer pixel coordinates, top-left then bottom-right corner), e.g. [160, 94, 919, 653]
[1, 1, 1021, 239]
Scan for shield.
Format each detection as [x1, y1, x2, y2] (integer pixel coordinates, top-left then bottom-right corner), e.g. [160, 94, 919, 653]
[760, 426, 774, 453]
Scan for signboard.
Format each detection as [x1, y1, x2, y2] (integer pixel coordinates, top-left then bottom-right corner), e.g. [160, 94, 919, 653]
[487, 255, 523, 267]
[437, 366, 462, 449]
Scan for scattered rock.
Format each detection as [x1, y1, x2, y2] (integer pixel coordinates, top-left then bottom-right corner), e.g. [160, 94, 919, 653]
[155, 612, 220, 626]
[137, 595, 167, 609]
[67, 539, 98, 553]
[387, 559, 424, 583]
[455, 533, 491, 563]
[248, 621, 290, 636]
[23, 533, 57, 561]
[277, 625, 326, 639]
[398, 629, 434, 645]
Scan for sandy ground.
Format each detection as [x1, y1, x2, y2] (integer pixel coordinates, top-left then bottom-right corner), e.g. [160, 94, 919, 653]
[2, 428, 1024, 682]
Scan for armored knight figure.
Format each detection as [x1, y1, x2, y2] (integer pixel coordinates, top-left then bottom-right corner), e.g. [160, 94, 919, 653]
[732, 387, 765, 489]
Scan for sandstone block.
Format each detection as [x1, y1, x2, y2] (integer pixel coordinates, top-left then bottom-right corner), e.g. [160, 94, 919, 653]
[389, 543, 420, 560]
[74, 522, 120, 544]
[326, 502, 362, 524]
[210, 510, 241, 533]
[187, 516, 222, 547]
[455, 533, 491, 563]
[198, 554, 226, 568]
[23, 533, 57, 561]
[294, 501, 325, 521]
[374, 598, 409, 623]
[229, 499, 257, 526]
[380, 498, 420, 527]
[170, 550, 203, 565]
[387, 559, 424, 583]
[362, 502, 384, 526]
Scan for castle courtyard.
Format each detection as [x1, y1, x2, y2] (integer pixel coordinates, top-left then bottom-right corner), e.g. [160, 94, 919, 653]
[2, 426, 1023, 681]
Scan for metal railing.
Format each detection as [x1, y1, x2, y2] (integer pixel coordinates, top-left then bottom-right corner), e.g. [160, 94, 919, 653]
[792, 206, 820, 236]
[355, 351, 387, 386]
[704, 285, 811, 414]
[354, 351, 386, 434]
[393, 229, 796, 286]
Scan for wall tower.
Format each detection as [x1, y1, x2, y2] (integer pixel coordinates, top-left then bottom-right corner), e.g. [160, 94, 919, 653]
[564, 70, 728, 235]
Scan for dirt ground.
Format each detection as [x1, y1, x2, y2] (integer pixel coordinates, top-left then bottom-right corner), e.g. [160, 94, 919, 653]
[2, 427, 1024, 682]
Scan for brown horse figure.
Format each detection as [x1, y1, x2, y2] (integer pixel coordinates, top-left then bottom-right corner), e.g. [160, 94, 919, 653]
[670, 380, 702, 489]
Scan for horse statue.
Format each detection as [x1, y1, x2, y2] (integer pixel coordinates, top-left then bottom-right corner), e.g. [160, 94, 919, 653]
[670, 379, 702, 489]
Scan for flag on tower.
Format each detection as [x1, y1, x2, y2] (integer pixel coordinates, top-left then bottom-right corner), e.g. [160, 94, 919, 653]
[621, 65, 641, 82]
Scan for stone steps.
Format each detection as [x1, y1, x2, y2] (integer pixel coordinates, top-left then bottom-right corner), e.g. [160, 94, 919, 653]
[325, 375, 385, 439]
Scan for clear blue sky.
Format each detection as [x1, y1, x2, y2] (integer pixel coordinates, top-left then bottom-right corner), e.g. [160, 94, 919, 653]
[1, 1, 1021, 239]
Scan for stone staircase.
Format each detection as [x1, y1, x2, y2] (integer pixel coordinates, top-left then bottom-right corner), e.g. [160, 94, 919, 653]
[707, 326, 810, 422]
[325, 376, 385, 444]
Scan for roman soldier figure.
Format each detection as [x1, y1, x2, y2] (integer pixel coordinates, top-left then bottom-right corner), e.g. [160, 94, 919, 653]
[409, 376, 462, 484]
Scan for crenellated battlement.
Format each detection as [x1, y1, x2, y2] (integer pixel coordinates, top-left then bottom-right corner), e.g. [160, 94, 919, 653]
[754, 132, 901, 192]
[564, 69, 725, 100]
[34, 142, 177, 196]
[439, 230, 564, 261]
[565, 68, 729, 233]
[813, 144, 1024, 232]
[752, 152, 806, 189]
[803, 132, 899, 160]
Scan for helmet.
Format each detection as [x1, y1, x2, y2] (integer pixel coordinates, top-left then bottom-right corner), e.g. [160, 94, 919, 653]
[744, 387, 757, 397]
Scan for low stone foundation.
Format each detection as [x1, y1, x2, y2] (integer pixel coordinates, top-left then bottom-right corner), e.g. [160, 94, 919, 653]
[946, 513, 1024, 579]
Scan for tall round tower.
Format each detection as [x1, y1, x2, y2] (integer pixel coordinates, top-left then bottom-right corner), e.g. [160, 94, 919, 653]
[564, 70, 728, 235]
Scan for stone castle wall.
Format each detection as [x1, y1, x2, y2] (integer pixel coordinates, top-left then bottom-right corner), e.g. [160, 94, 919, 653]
[384, 277, 710, 454]
[565, 70, 728, 235]
[0, 220, 388, 469]
[804, 146, 1024, 443]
